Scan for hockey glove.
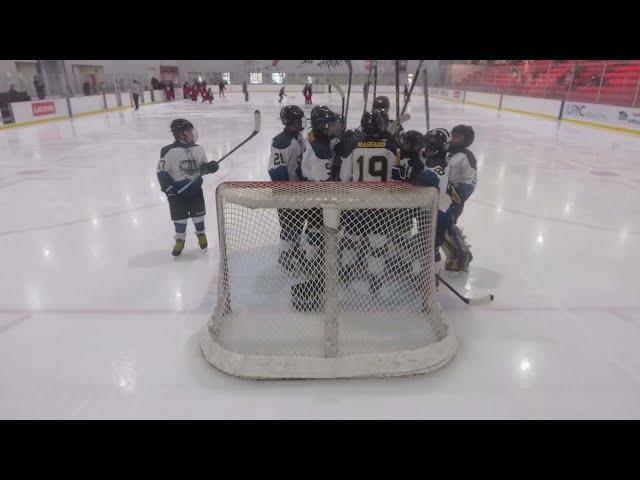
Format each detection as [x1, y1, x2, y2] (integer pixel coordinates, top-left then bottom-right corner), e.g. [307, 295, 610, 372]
[199, 161, 219, 175]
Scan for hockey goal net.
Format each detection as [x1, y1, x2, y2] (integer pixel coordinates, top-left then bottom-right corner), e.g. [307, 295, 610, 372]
[201, 181, 457, 379]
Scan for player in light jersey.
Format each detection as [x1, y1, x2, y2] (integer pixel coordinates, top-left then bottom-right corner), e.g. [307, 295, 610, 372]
[423, 127, 473, 272]
[339, 110, 398, 182]
[291, 106, 341, 311]
[339, 111, 399, 294]
[268, 105, 306, 271]
[446, 125, 477, 223]
[157, 119, 219, 256]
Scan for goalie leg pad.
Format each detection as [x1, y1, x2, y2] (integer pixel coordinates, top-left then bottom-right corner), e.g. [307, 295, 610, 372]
[443, 224, 473, 272]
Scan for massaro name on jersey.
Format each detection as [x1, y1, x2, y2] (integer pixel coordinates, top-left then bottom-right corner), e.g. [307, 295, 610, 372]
[357, 141, 387, 148]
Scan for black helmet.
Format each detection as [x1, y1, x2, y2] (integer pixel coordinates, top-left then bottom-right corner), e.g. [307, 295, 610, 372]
[170, 118, 197, 144]
[423, 128, 451, 155]
[280, 105, 305, 130]
[424, 128, 450, 153]
[401, 130, 424, 151]
[451, 124, 475, 148]
[372, 96, 390, 112]
[310, 106, 338, 132]
[361, 110, 386, 137]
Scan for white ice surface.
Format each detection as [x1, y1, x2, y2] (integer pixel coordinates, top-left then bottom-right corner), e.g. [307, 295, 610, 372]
[1, 91, 640, 419]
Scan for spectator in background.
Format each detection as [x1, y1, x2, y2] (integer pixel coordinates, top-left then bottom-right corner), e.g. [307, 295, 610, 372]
[131, 80, 142, 110]
[202, 87, 214, 104]
[242, 81, 248, 102]
[8, 84, 20, 102]
[33, 75, 46, 100]
[151, 77, 160, 90]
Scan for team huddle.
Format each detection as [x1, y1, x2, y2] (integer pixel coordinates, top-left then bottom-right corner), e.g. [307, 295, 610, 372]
[267, 96, 477, 283]
[154, 94, 477, 306]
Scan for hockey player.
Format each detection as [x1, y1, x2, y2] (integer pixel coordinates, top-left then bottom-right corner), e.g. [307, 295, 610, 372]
[340, 110, 398, 182]
[268, 105, 306, 271]
[394, 130, 425, 182]
[157, 119, 219, 256]
[420, 127, 473, 272]
[371, 95, 403, 138]
[339, 110, 400, 294]
[278, 86, 285, 103]
[446, 125, 477, 223]
[300, 106, 341, 181]
[291, 106, 341, 311]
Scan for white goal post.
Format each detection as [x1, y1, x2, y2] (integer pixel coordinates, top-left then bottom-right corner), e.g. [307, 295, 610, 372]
[200, 181, 457, 379]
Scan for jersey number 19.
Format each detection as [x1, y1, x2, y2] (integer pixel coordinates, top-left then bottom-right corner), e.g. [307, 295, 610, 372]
[356, 155, 388, 181]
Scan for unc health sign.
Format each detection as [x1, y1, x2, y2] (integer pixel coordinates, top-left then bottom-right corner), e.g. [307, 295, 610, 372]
[563, 101, 640, 131]
[32, 101, 56, 116]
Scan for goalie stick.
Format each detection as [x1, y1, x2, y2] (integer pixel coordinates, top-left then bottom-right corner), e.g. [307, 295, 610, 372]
[436, 273, 494, 306]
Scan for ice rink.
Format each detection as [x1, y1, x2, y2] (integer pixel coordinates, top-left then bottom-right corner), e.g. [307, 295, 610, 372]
[1, 89, 639, 419]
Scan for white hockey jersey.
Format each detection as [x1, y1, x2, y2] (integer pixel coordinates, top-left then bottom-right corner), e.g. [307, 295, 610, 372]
[157, 142, 209, 197]
[425, 162, 451, 212]
[300, 131, 334, 181]
[268, 130, 304, 181]
[340, 137, 399, 182]
[446, 148, 477, 187]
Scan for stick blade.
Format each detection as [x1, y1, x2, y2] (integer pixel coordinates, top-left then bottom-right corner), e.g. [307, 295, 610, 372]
[468, 294, 495, 306]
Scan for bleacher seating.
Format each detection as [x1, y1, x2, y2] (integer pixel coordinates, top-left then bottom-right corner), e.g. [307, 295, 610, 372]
[452, 60, 640, 107]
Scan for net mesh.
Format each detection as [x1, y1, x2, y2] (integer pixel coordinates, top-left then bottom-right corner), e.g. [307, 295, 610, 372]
[201, 181, 457, 379]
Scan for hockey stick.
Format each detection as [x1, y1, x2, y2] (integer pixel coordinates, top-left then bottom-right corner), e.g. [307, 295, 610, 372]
[395, 60, 401, 119]
[373, 61, 378, 102]
[329, 80, 344, 99]
[177, 110, 261, 194]
[363, 66, 372, 111]
[344, 60, 353, 128]
[329, 80, 345, 120]
[436, 273, 494, 306]
[400, 59, 424, 116]
[423, 67, 430, 131]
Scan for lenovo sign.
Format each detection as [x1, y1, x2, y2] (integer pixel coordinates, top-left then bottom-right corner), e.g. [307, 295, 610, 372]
[32, 101, 56, 116]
